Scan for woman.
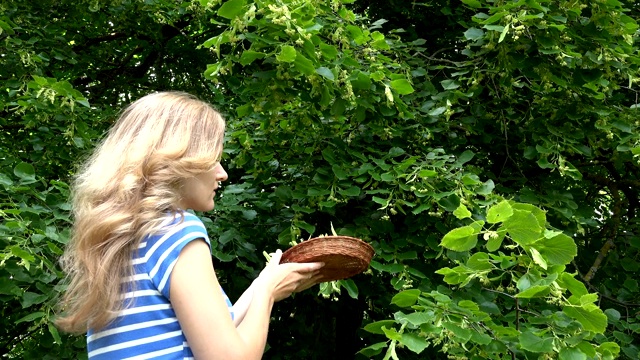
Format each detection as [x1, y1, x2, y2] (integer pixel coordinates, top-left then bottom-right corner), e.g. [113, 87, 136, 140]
[56, 91, 323, 359]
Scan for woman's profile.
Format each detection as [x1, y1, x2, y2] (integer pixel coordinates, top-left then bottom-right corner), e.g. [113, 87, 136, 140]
[56, 91, 323, 359]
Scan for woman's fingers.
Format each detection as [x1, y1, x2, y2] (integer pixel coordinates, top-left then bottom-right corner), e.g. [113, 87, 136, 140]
[258, 254, 326, 300]
[267, 249, 282, 266]
[285, 261, 324, 272]
[294, 273, 324, 292]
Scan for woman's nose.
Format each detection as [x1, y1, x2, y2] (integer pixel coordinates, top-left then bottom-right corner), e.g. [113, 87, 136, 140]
[217, 164, 228, 182]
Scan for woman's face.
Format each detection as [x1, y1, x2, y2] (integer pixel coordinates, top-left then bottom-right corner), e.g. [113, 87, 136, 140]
[179, 162, 228, 211]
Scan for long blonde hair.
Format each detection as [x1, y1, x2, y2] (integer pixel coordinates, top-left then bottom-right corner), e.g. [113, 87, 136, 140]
[56, 91, 225, 334]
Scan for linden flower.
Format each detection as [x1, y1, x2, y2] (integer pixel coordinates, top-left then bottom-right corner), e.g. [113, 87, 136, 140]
[384, 85, 394, 103]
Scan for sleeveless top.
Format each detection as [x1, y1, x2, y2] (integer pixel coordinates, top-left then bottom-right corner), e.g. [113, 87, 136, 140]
[87, 212, 234, 359]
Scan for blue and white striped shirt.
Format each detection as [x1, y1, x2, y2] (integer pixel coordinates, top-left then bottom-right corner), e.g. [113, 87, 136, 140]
[87, 212, 234, 359]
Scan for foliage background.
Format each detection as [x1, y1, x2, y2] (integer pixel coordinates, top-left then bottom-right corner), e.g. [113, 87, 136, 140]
[1, 0, 639, 358]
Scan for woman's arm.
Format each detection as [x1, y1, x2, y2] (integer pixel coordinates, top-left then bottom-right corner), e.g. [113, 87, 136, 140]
[231, 281, 255, 327]
[170, 240, 322, 360]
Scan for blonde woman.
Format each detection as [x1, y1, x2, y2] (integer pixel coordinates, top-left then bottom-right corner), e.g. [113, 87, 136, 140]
[56, 91, 323, 359]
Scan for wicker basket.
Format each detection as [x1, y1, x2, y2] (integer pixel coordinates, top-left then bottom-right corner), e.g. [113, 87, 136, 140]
[280, 236, 374, 282]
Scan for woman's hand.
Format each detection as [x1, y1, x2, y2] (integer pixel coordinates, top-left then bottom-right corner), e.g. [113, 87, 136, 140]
[256, 249, 324, 302]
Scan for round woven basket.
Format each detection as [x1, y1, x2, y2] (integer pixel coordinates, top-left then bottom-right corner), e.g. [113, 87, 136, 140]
[280, 236, 374, 282]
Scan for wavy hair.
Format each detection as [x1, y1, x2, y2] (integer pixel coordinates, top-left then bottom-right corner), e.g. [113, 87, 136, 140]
[56, 91, 225, 333]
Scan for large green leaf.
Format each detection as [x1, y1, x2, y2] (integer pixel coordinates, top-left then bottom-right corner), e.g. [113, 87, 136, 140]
[276, 45, 297, 63]
[441, 226, 478, 252]
[400, 333, 428, 354]
[535, 233, 577, 265]
[559, 348, 587, 360]
[364, 320, 397, 335]
[391, 289, 421, 307]
[316, 67, 335, 80]
[217, 0, 246, 19]
[563, 304, 608, 333]
[486, 200, 513, 223]
[502, 209, 543, 245]
[14, 162, 36, 182]
[390, 79, 414, 95]
[519, 331, 554, 352]
[515, 285, 550, 298]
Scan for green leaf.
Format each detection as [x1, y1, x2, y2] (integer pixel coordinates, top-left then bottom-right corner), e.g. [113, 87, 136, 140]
[457, 150, 475, 165]
[380, 172, 395, 182]
[351, 71, 372, 89]
[277, 45, 297, 63]
[435, 267, 467, 285]
[467, 252, 492, 271]
[10, 245, 35, 262]
[429, 106, 446, 116]
[558, 273, 589, 298]
[294, 53, 315, 75]
[319, 43, 338, 59]
[346, 25, 365, 45]
[358, 342, 387, 357]
[49, 322, 62, 344]
[400, 333, 428, 354]
[440, 79, 460, 90]
[443, 323, 472, 342]
[498, 23, 510, 43]
[461, 0, 482, 7]
[535, 233, 577, 265]
[339, 279, 358, 299]
[563, 304, 608, 333]
[204, 62, 223, 79]
[486, 230, 506, 252]
[0, 19, 15, 35]
[486, 200, 513, 223]
[515, 285, 550, 298]
[464, 28, 485, 40]
[338, 186, 361, 197]
[21, 292, 49, 308]
[396, 312, 432, 326]
[438, 194, 460, 211]
[390, 79, 414, 95]
[0, 277, 21, 295]
[470, 331, 492, 345]
[316, 67, 334, 80]
[441, 226, 478, 252]
[576, 342, 597, 357]
[453, 204, 472, 219]
[239, 50, 265, 65]
[15, 312, 46, 324]
[604, 308, 621, 322]
[559, 348, 587, 360]
[236, 103, 251, 117]
[332, 164, 348, 180]
[14, 162, 36, 182]
[389, 147, 405, 157]
[476, 179, 495, 195]
[217, 0, 246, 19]
[419, 169, 438, 178]
[519, 331, 554, 352]
[364, 320, 396, 334]
[0, 172, 12, 186]
[382, 326, 402, 343]
[597, 342, 620, 356]
[391, 289, 421, 307]
[502, 209, 543, 245]
[530, 247, 547, 269]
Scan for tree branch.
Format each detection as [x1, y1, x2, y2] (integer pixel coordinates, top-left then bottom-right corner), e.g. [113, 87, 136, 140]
[582, 171, 625, 283]
[572, 261, 640, 307]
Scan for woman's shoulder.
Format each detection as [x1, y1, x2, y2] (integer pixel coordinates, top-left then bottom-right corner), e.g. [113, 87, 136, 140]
[143, 211, 209, 249]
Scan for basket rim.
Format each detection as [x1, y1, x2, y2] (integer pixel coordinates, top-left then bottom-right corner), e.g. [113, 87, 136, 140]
[280, 236, 375, 281]
[281, 235, 374, 267]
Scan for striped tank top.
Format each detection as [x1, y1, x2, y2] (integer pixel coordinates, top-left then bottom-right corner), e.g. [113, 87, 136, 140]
[87, 211, 234, 359]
